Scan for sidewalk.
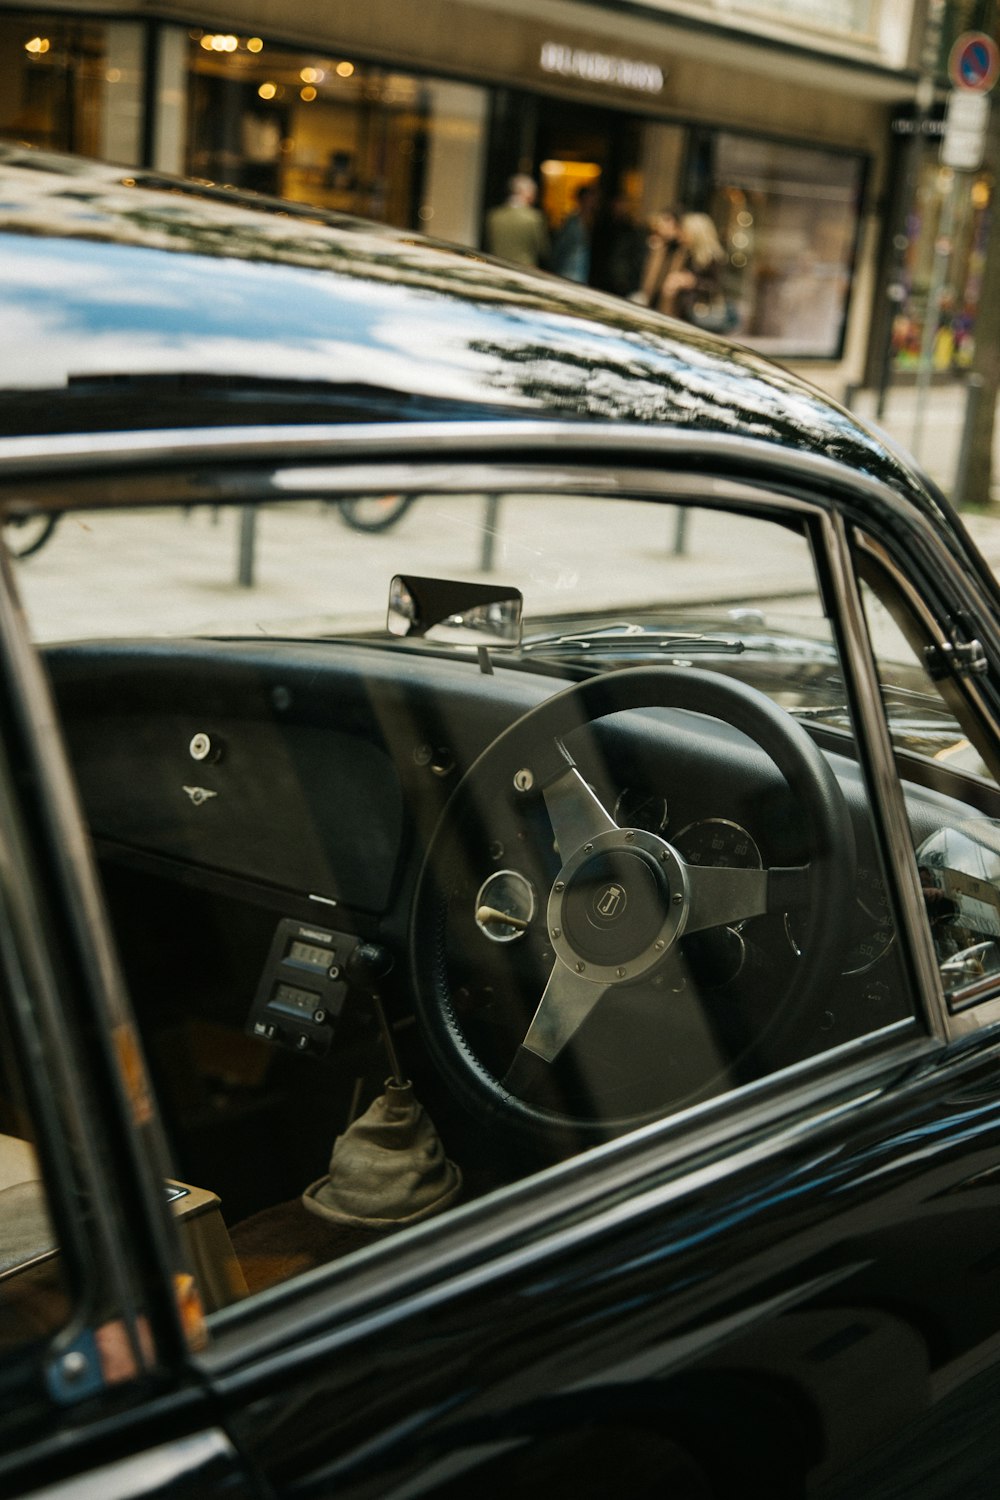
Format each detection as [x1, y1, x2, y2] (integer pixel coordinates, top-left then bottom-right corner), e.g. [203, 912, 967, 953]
[847, 381, 1000, 575]
[847, 381, 999, 503]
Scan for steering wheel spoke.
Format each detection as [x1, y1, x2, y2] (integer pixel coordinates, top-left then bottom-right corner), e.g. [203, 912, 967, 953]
[516, 960, 610, 1065]
[684, 862, 769, 933]
[542, 761, 617, 856]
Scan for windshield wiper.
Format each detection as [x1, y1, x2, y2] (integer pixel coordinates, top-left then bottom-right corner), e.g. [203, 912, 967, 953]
[520, 624, 745, 658]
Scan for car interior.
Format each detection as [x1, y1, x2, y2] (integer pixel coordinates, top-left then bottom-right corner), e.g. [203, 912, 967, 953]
[4, 470, 1000, 1322]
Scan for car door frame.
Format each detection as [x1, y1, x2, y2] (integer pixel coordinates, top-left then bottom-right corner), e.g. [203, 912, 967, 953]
[0, 547, 259, 1498]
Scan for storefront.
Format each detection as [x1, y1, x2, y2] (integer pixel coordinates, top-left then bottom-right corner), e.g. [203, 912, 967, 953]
[0, 15, 490, 249]
[479, 87, 870, 359]
[0, 2, 918, 380]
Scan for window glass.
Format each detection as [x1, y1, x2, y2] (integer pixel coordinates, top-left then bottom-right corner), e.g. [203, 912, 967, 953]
[15, 496, 831, 644]
[186, 36, 488, 241]
[702, 133, 865, 358]
[858, 562, 1000, 1007]
[859, 578, 996, 779]
[10, 485, 916, 1309]
[0, 15, 143, 164]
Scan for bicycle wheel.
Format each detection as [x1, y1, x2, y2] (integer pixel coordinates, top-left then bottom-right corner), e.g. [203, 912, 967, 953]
[2, 513, 58, 559]
[337, 495, 415, 534]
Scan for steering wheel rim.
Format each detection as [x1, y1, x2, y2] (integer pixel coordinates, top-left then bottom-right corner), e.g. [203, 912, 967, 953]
[411, 666, 856, 1142]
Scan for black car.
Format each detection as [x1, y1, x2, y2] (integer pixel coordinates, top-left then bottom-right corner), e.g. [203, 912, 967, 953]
[3, 145, 1000, 1499]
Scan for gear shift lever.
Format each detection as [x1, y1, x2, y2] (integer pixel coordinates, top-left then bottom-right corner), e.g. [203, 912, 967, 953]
[301, 942, 462, 1228]
[345, 943, 405, 1085]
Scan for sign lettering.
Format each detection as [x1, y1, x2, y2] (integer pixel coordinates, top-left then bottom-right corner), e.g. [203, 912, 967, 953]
[539, 43, 665, 94]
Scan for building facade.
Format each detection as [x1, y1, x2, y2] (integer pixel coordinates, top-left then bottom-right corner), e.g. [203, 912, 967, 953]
[0, 1, 992, 394]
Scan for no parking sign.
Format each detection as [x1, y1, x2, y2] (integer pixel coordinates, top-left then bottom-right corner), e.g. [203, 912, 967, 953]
[948, 31, 1000, 92]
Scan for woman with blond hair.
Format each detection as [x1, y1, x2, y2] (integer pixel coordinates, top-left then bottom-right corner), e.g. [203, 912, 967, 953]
[640, 210, 729, 327]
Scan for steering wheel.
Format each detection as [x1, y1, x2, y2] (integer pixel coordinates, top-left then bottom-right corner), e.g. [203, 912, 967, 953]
[411, 667, 855, 1140]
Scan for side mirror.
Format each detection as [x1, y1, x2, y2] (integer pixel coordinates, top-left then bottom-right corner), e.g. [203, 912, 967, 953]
[387, 575, 523, 647]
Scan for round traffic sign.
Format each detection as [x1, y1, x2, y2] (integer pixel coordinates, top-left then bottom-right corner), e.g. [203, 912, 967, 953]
[949, 31, 1000, 92]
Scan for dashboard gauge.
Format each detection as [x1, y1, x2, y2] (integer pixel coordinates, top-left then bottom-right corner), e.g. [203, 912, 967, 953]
[614, 789, 668, 835]
[786, 864, 894, 975]
[673, 818, 762, 874]
[672, 820, 762, 986]
[474, 869, 536, 943]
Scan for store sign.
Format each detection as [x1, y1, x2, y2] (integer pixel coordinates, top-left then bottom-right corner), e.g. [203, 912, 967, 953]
[539, 42, 665, 94]
[941, 89, 991, 170]
[891, 111, 945, 137]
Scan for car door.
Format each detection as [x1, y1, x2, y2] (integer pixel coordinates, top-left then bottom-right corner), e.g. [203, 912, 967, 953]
[7, 430, 1000, 1500]
[192, 451, 1000, 1500]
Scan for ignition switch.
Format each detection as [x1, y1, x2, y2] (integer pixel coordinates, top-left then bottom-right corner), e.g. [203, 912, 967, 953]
[189, 731, 223, 763]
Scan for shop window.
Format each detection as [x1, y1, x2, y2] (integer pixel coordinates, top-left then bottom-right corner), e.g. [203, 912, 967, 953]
[0, 15, 143, 164]
[697, 132, 866, 359]
[185, 35, 487, 243]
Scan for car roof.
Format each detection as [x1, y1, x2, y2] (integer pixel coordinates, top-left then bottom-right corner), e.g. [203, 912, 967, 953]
[0, 145, 923, 493]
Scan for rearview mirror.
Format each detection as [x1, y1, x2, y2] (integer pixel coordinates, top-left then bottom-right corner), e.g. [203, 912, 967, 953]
[387, 575, 523, 647]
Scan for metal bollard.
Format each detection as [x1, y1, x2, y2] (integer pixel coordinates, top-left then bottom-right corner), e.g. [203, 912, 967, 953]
[672, 507, 689, 556]
[237, 505, 257, 587]
[480, 494, 501, 573]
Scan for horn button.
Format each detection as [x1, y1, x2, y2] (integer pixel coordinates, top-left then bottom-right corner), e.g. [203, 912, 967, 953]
[549, 828, 689, 980]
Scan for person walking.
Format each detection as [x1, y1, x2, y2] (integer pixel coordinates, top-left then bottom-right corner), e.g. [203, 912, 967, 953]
[485, 174, 550, 269]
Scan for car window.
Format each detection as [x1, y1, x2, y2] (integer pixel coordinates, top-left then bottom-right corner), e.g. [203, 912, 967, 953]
[855, 540, 1000, 1010]
[859, 578, 996, 783]
[7, 479, 921, 1317]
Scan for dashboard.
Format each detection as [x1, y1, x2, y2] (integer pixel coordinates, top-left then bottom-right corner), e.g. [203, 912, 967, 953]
[42, 636, 981, 1219]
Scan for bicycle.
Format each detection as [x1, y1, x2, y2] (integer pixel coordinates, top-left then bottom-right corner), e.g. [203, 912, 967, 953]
[2, 495, 415, 561]
[336, 495, 417, 533]
[2, 513, 60, 559]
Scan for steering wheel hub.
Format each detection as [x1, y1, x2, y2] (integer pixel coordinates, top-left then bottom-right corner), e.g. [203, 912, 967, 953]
[549, 828, 688, 981]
